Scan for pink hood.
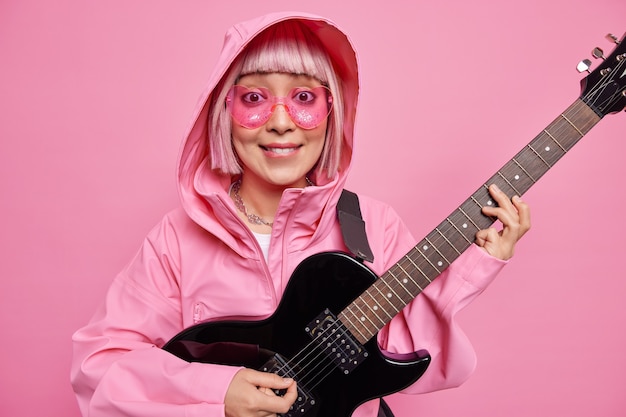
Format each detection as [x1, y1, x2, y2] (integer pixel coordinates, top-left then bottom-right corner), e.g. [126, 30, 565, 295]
[177, 12, 359, 250]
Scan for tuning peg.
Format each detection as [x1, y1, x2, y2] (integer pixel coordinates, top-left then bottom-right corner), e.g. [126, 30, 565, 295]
[592, 47, 605, 59]
[576, 58, 592, 73]
[606, 33, 620, 44]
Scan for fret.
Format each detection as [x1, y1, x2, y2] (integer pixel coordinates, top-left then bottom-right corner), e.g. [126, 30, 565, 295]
[500, 160, 536, 195]
[378, 272, 404, 306]
[395, 262, 420, 292]
[415, 244, 443, 275]
[387, 269, 414, 300]
[368, 286, 401, 323]
[358, 292, 389, 326]
[351, 296, 380, 330]
[561, 113, 584, 137]
[428, 227, 460, 265]
[401, 253, 434, 291]
[526, 143, 552, 168]
[437, 223, 467, 254]
[363, 284, 395, 321]
[447, 211, 479, 248]
[542, 129, 568, 153]
[402, 255, 429, 288]
[496, 171, 522, 196]
[371, 280, 400, 312]
[511, 157, 537, 183]
[446, 217, 474, 245]
[405, 247, 439, 291]
[534, 133, 566, 167]
[341, 306, 371, 341]
[434, 227, 462, 256]
[469, 195, 485, 211]
[424, 236, 451, 268]
[457, 206, 481, 231]
[363, 294, 387, 325]
[514, 146, 546, 176]
[366, 290, 394, 321]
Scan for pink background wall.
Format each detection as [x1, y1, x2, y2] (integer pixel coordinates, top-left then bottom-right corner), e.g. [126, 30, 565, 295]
[1, 0, 625, 416]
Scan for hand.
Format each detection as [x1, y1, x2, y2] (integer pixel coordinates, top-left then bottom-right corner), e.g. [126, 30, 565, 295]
[475, 184, 531, 260]
[224, 368, 297, 417]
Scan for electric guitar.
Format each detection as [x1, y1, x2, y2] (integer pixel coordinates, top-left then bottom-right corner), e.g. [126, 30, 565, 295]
[163, 33, 626, 417]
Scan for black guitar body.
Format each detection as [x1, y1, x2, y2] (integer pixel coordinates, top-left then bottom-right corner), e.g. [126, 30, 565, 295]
[163, 252, 430, 417]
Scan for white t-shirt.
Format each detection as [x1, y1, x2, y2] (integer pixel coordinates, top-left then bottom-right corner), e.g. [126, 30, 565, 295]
[251, 231, 271, 261]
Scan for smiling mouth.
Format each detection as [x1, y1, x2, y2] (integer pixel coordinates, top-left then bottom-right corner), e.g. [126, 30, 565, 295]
[261, 145, 301, 155]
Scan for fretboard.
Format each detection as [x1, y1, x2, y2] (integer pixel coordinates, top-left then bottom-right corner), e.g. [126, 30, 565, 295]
[340, 98, 601, 344]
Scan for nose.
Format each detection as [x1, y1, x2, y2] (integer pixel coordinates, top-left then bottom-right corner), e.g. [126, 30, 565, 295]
[266, 103, 295, 132]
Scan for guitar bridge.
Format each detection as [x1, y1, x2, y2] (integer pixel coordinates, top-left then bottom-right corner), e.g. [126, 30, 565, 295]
[306, 308, 368, 374]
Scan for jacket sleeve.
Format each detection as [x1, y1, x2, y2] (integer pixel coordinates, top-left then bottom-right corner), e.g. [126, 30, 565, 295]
[70, 215, 242, 417]
[368, 202, 507, 394]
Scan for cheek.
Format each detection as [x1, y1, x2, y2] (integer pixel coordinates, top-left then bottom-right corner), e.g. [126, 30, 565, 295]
[231, 125, 256, 151]
[308, 125, 328, 154]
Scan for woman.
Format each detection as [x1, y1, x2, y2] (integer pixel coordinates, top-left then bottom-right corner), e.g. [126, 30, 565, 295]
[71, 11, 530, 417]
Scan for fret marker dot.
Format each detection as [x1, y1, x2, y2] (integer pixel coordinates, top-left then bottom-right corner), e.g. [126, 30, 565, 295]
[360, 316, 366, 321]
[545, 146, 551, 152]
[402, 278, 408, 284]
[438, 261, 443, 267]
[462, 223, 468, 228]
[423, 245, 429, 251]
[387, 293, 393, 298]
[373, 306, 378, 310]
[487, 200, 493, 206]
[514, 174, 520, 180]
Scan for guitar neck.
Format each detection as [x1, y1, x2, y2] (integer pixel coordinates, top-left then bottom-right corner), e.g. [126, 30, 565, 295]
[340, 98, 602, 344]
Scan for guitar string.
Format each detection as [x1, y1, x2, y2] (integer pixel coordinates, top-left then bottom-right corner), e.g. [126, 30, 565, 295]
[268, 318, 362, 395]
[583, 57, 624, 113]
[265, 91, 612, 395]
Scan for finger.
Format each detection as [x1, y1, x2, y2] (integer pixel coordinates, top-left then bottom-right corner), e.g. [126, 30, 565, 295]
[475, 227, 498, 247]
[248, 371, 294, 391]
[487, 184, 515, 211]
[497, 196, 531, 242]
[257, 380, 298, 415]
[512, 195, 531, 236]
[482, 185, 520, 231]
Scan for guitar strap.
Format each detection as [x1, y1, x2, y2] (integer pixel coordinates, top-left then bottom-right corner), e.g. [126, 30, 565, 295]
[337, 189, 374, 263]
[337, 190, 395, 417]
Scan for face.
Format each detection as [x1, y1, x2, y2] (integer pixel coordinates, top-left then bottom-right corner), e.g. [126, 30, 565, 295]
[230, 72, 328, 189]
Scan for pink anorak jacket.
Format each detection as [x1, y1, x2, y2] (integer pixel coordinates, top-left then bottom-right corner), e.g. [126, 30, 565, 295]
[71, 11, 507, 417]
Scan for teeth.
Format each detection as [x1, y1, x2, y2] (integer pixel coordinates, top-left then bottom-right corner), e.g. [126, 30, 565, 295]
[267, 147, 296, 154]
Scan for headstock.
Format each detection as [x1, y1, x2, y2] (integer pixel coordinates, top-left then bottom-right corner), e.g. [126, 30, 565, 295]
[578, 32, 626, 117]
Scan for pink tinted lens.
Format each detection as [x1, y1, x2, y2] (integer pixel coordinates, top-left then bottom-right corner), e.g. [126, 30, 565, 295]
[226, 86, 332, 129]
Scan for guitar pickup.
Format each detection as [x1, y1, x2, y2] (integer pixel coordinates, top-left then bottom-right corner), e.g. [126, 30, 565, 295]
[306, 308, 368, 374]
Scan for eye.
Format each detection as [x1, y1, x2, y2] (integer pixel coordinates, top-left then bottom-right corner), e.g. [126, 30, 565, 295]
[240, 90, 267, 105]
[292, 90, 316, 105]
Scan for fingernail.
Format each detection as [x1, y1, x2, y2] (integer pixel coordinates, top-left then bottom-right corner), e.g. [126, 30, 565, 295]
[282, 378, 293, 384]
[491, 184, 500, 192]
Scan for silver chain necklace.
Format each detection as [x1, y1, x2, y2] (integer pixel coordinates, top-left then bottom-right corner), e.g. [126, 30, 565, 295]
[232, 180, 274, 227]
[231, 178, 314, 228]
